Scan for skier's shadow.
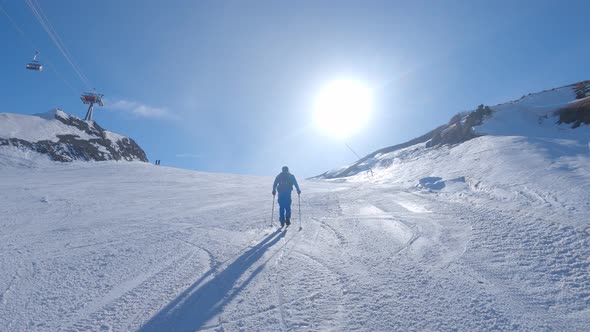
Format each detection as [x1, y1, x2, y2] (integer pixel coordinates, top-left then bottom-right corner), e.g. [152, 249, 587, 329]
[139, 229, 284, 331]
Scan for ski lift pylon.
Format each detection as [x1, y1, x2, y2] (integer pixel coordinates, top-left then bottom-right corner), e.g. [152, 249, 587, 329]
[80, 91, 104, 121]
[80, 92, 104, 106]
[26, 50, 43, 71]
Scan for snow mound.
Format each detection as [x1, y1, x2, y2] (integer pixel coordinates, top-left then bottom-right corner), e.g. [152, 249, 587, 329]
[0, 109, 92, 142]
[0, 109, 148, 163]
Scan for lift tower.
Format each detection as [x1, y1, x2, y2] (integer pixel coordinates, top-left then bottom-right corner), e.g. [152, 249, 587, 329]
[80, 92, 104, 121]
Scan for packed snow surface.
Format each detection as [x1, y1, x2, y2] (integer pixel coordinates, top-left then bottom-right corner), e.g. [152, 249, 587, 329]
[1, 134, 590, 331]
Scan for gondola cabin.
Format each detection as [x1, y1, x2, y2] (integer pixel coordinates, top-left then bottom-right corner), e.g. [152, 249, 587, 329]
[26, 61, 43, 71]
[26, 51, 43, 71]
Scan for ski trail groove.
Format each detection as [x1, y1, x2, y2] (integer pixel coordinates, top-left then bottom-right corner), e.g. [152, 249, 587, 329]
[127, 234, 222, 331]
[311, 217, 346, 246]
[290, 249, 347, 330]
[277, 278, 288, 332]
[273, 231, 296, 332]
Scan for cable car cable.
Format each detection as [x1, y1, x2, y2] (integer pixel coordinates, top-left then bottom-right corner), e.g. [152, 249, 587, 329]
[24, 0, 91, 90]
[30, 0, 91, 87]
[1, 3, 78, 93]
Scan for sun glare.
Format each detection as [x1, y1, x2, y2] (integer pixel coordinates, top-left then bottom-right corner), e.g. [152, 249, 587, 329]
[313, 79, 373, 139]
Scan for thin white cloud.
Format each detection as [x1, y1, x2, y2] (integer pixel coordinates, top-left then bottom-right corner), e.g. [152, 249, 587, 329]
[107, 99, 172, 119]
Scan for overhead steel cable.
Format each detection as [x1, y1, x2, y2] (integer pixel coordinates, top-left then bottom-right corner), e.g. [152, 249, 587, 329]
[24, 0, 91, 90]
[24, 0, 89, 88]
[345, 142, 373, 176]
[31, 0, 91, 87]
[1, 3, 78, 93]
[0, 4, 25, 35]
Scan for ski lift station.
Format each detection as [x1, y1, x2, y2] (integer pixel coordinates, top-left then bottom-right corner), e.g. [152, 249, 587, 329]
[81, 92, 104, 121]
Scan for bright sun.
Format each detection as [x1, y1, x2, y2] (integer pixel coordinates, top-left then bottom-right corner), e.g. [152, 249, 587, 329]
[313, 79, 373, 139]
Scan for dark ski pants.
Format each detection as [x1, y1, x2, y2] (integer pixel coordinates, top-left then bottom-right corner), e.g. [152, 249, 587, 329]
[277, 192, 292, 224]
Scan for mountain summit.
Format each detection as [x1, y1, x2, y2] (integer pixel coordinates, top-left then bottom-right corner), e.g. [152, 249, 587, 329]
[0, 109, 148, 163]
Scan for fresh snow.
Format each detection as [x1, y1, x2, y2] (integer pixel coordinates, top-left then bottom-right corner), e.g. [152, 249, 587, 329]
[0, 110, 94, 142]
[2, 132, 590, 331]
[103, 130, 126, 145]
[475, 84, 584, 140]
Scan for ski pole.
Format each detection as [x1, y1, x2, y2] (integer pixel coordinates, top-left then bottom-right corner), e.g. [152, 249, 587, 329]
[298, 193, 302, 231]
[270, 194, 276, 228]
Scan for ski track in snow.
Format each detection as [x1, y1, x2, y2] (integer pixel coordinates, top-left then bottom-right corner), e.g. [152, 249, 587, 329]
[1, 139, 590, 331]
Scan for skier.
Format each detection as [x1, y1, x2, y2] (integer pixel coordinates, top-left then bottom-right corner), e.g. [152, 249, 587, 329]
[272, 166, 301, 228]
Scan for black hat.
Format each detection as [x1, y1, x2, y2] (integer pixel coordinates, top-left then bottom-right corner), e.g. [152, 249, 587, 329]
[282, 166, 289, 172]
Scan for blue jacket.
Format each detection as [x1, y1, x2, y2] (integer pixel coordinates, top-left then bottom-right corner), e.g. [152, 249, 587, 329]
[273, 171, 300, 194]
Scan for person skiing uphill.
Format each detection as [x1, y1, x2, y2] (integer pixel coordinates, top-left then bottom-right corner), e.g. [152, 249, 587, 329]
[272, 166, 301, 228]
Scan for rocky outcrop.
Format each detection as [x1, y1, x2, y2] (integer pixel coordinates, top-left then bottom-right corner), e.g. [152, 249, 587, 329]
[556, 97, 590, 129]
[316, 105, 493, 179]
[426, 105, 492, 148]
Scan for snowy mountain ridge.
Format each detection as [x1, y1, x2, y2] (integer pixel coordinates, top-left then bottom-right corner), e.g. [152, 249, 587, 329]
[0, 109, 148, 164]
[319, 80, 590, 179]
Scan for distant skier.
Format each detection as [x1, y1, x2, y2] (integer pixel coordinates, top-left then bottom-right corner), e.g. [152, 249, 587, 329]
[272, 166, 301, 228]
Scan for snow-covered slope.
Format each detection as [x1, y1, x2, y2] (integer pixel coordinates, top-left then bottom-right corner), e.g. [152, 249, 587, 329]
[0, 109, 148, 163]
[477, 82, 587, 138]
[1, 138, 590, 331]
[319, 81, 590, 179]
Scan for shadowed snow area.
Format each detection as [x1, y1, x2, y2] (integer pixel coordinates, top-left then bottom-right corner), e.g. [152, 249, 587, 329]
[417, 176, 468, 192]
[1, 132, 590, 331]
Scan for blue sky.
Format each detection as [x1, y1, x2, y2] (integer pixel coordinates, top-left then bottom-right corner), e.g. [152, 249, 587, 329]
[1, 0, 589, 177]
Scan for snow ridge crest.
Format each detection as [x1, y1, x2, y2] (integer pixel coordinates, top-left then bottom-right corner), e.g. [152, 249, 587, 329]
[0, 109, 148, 163]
